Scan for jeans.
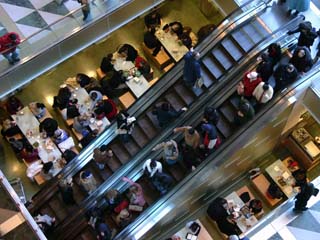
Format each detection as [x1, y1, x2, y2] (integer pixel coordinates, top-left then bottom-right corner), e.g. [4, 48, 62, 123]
[3, 49, 19, 64]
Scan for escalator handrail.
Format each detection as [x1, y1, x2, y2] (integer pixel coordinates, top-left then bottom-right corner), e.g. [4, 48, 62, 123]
[30, 0, 271, 206]
[55, 13, 304, 239]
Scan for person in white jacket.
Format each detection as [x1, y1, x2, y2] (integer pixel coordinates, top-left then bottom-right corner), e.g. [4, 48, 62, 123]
[252, 82, 274, 104]
[142, 159, 162, 178]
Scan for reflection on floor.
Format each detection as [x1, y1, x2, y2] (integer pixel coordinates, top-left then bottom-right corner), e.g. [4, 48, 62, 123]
[250, 177, 320, 240]
[0, 0, 223, 200]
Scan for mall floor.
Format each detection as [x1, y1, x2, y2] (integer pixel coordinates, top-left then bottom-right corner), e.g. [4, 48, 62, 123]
[0, 0, 224, 201]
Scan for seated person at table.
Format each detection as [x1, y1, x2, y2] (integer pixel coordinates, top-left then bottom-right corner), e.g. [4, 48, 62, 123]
[179, 27, 198, 49]
[39, 118, 58, 137]
[144, 27, 162, 56]
[117, 44, 138, 62]
[207, 197, 240, 236]
[21, 144, 39, 163]
[5, 96, 24, 115]
[41, 162, 55, 180]
[8, 137, 26, 154]
[94, 99, 118, 121]
[76, 73, 91, 88]
[135, 56, 151, 78]
[163, 21, 184, 37]
[29, 102, 46, 119]
[249, 199, 263, 214]
[62, 149, 78, 163]
[89, 90, 103, 109]
[66, 98, 80, 119]
[53, 128, 69, 144]
[144, 10, 162, 28]
[100, 53, 114, 74]
[100, 70, 128, 99]
[73, 115, 90, 134]
[197, 24, 216, 43]
[53, 87, 71, 110]
[1, 118, 21, 137]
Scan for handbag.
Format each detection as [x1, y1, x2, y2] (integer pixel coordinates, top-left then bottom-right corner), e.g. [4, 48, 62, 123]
[194, 77, 204, 88]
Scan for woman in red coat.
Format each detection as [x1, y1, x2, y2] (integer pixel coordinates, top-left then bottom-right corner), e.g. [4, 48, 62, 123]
[0, 32, 21, 65]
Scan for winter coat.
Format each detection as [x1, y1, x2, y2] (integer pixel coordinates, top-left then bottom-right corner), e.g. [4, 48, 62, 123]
[183, 51, 201, 86]
[0, 32, 20, 54]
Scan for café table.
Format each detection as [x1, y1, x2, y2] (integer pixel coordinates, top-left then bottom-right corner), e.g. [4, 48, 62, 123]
[112, 56, 150, 98]
[265, 159, 296, 198]
[155, 27, 189, 62]
[225, 192, 258, 233]
[12, 107, 62, 163]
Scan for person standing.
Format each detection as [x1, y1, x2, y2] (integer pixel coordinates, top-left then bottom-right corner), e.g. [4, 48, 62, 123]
[0, 32, 21, 65]
[294, 182, 319, 211]
[183, 50, 201, 87]
[287, 21, 318, 50]
[78, 0, 90, 21]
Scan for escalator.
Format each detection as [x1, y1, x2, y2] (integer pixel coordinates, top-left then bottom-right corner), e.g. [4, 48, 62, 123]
[129, 57, 320, 240]
[27, 1, 305, 239]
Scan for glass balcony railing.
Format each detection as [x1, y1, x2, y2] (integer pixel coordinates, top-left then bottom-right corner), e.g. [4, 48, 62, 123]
[0, 0, 132, 75]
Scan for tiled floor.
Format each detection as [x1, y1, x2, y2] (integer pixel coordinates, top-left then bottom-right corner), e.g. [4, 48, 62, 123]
[250, 177, 320, 240]
[0, 0, 222, 200]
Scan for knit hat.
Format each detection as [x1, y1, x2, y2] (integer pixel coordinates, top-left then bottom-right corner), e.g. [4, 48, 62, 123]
[247, 71, 258, 80]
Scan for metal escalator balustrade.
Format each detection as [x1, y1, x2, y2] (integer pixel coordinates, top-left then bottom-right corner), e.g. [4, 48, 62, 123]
[29, 0, 270, 207]
[112, 18, 304, 240]
[139, 62, 320, 240]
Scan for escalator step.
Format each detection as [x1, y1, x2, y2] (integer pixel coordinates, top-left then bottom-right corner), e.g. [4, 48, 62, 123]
[137, 116, 158, 139]
[121, 138, 140, 158]
[242, 23, 265, 44]
[219, 102, 237, 123]
[86, 162, 104, 184]
[48, 195, 68, 221]
[137, 177, 160, 205]
[71, 182, 87, 204]
[130, 125, 149, 148]
[109, 142, 131, 166]
[221, 37, 244, 62]
[216, 115, 233, 139]
[231, 30, 255, 53]
[200, 65, 216, 88]
[173, 82, 196, 106]
[229, 95, 241, 110]
[166, 163, 186, 182]
[146, 111, 161, 129]
[202, 56, 224, 79]
[212, 46, 234, 71]
[164, 91, 186, 111]
[251, 19, 270, 37]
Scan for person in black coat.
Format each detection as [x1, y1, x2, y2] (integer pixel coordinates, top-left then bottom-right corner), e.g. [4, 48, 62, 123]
[289, 46, 313, 73]
[163, 22, 184, 37]
[152, 102, 186, 127]
[197, 24, 216, 43]
[256, 53, 274, 82]
[267, 42, 282, 66]
[144, 27, 162, 56]
[144, 10, 162, 28]
[100, 53, 114, 74]
[53, 87, 71, 110]
[39, 118, 58, 137]
[76, 73, 91, 88]
[294, 182, 319, 211]
[117, 44, 138, 62]
[203, 106, 220, 125]
[287, 21, 318, 50]
[207, 197, 240, 236]
[273, 63, 298, 91]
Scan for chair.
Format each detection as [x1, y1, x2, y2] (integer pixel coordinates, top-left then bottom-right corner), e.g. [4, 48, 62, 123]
[119, 91, 136, 109]
[141, 43, 172, 70]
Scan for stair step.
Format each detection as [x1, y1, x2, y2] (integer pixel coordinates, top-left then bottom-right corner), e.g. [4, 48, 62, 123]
[216, 115, 233, 139]
[211, 46, 234, 71]
[231, 29, 255, 53]
[200, 65, 216, 88]
[174, 82, 196, 106]
[71, 181, 87, 204]
[109, 142, 130, 166]
[121, 138, 140, 158]
[242, 23, 265, 44]
[164, 91, 186, 111]
[251, 19, 269, 37]
[146, 110, 162, 129]
[221, 37, 244, 62]
[48, 195, 68, 221]
[229, 95, 241, 110]
[137, 116, 158, 139]
[166, 163, 186, 182]
[219, 102, 236, 123]
[137, 177, 160, 205]
[130, 125, 149, 148]
[202, 56, 224, 80]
